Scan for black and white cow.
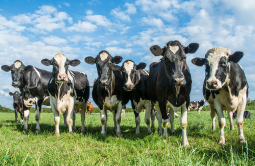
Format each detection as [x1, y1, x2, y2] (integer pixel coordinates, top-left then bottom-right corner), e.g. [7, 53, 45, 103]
[1, 60, 51, 132]
[192, 47, 248, 144]
[41, 53, 89, 135]
[113, 60, 155, 134]
[188, 99, 206, 114]
[9, 91, 24, 123]
[85, 51, 129, 136]
[233, 111, 251, 119]
[147, 40, 199, 146]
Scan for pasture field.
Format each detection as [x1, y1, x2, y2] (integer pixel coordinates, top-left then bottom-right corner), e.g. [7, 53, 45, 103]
[0, 111, 254, 165]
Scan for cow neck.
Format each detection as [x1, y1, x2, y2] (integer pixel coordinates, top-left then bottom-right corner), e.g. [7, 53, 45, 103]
[106, 70, 115, 98]
[53, 77, 73, 100]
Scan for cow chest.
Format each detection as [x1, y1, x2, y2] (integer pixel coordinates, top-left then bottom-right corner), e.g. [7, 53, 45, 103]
[104, 95, 120, 111]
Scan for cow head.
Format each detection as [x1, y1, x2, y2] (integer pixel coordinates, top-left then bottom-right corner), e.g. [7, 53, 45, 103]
[9, 91, 21, 105]
[150, 40, 199, 86]
[1, 60, 26, 88]
[191, 47, 243, 90]
[41, 53, 80, 83]
[22, 87, 36, 108]
[114, 60, 146, 91]
[85, 51, 122, 88]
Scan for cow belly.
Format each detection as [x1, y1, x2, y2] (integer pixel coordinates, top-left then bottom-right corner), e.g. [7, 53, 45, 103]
[104, 95, 119, 111]
[166, 102, 182, 112]
[50, 96, 74, 115]
[133, 99, 149, 113]
[42, 96, 50, 106]
[74, 100, 86, 110]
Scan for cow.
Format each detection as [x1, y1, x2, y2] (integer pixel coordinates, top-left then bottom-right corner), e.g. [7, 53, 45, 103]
[147, 40, 199, 146]
[191, 47, 248, 144]
[85, 50, 129, 136]
[9, 91, 24, 123]
[233, 111, 251, 119]
[188, 99, 206, 114]
[113, 60, 154, 134]
[41, 53, 89, 135]
[87, 102, 93, 115]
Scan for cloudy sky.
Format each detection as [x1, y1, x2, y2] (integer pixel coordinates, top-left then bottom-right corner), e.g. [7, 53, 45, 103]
[1, 0, 255, 109]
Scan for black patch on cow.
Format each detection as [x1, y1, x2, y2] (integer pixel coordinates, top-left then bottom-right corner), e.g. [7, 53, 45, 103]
[215, 56, 228, 84]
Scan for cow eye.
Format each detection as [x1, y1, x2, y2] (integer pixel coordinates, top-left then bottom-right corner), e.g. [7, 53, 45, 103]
[221, 62, 227, 67]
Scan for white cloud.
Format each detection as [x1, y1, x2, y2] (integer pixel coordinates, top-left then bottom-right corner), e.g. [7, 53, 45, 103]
[42, 36, 67, 45]
[68, 35, 93, 44]
[141, 17, 164, 28]
[85, 14, 112, 27]
[0, 15, 26, 31]
[36, 5, 57, 15]
[84, 42, 102, 48]
[86, 10, 93, 15]
[105, 47, 132, 56]
[125, 3, 137, 14]
[67, 21, 97, 32]
[106, 40, 119, 46]
[64, 2, 70, 7]
[111, 9, 131, 22]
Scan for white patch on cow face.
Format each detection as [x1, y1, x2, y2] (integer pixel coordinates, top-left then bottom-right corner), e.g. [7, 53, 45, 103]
[14, 61, 21, 68]
[123, 61, 134, 87]
[54, 53, 67, 78]
[100, 52, 108, 61]
[169, 46, 179, 54]
[205, 47, 231, 89]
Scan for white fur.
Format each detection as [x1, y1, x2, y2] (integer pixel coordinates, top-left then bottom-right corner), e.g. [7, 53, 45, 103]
[14, 61, 21, 68]
[100, 52, 108, 61]
[54, 53, 67, 77]
[169, 46, 179, 54]
[123, 61, 134, 86]
[33, 67, 41, 78]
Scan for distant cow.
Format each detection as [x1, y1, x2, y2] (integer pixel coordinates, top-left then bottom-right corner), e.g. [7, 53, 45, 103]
[87, 102, 93, 115]
[9, 91, 24, 123]
[41, 53, 89, 135]
[233, 111, 251, 119]
[147, 40, 199, 146]
[192, 47, 248, 144]
[85, 51, 129, 136]
[114, 60, 154, 134]
[188, 99, 206, 114]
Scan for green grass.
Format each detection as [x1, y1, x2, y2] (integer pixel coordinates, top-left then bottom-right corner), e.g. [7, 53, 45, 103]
[0, 111, 254, 165]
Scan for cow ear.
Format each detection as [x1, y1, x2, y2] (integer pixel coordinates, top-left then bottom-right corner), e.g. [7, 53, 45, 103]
[25, 65, 33, 72]
[191, 57, 206, 67]
[9, 92, 13, 96]
[185, 43, 199, 54]
[112, 56, 123, 64]
[70, 59, 80, 67]
[150, 45, 163, 56]
[109, 63, 122, 71]
[41, 59, 51, 66]
[85, 56, 96, 64]
[228, 51, 243, 63]
[136, 62, 146, 70]
[1, 65, 11, 72]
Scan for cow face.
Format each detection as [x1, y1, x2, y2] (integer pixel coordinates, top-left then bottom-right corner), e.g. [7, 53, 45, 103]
[1, 60, 26, 87]
[150, 40, 199, 86]
[85, 51, 122, 87]
[41, 53, 80, 83]
[22, 87, 36, 108]
[191, 47, 243, 90]
[9, 91, 21, 105]
[115, 60, 146, 91]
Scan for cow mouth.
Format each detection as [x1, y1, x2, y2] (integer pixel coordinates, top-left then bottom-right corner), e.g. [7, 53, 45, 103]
[23, 98, 36, 107]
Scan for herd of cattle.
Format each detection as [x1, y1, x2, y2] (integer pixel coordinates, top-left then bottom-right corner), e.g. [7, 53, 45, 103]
[1, 40, 251, 146]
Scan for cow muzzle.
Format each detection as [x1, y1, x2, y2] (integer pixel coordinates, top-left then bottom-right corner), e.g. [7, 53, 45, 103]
[206, 81, 218, 90]
[12, 82, 20, 87]
[57, 74, 68, 82]
[100, 79, 109, 87]
[23, 98, 36, 108]
[173, 77, 185, 86]
[125, 84, 134, 91]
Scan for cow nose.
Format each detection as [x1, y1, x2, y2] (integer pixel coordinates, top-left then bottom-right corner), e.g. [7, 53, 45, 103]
[12, 82, 20, 87]
[100, 79, 108, 86]
[58, 74, 67, 81]
[126, 84, 134, 91]
[14, 101, 18, 104]
[207, 81, 218, 89]
[173, 77, 184, 85]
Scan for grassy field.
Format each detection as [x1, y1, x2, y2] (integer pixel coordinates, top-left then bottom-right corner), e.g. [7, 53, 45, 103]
[0, 111, 254, 165]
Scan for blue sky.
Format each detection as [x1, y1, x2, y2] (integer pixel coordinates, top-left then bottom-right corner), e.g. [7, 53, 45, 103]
[1, 0, 255, 109]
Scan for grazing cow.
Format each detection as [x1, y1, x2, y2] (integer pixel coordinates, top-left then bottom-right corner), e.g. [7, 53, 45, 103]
[188, 99, 206, 114]
[87, 102, 93, 115]
[114, 60, 154, 134]
[192, 47, 248, 144]
[9, 91, 24, 123]
[147, 40, 199, 146]
[233, 111, 251, 119]
[85, 50, 129, 136]
[41, 53, 89, 135]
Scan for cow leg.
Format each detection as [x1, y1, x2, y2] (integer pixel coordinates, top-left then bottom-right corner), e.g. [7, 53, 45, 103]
[227, 111, 234, 130]
[81, 108, 86, 133]
[134, 111, 140, 135]
[115, 102, 122, 137]
[72, 111, 76, 132]
[145, 101, 152, 134]
[236, 98, 246, 144]
[66, 108, 73, 134]
[14, 108, 18, 123]
[101, 106, 107, 136]
[198, 106, 202, 114]
[181, 102, 189, 146]
[210, 105, 216, 131]
[112, 110, 117, 133]
[155, 103, 162, 135]
[63, 111, 67, 127]
[53, 111, 60, 136]
[35, 100, 42, 133]
[168, 107, 175, 134]
[214, 101, 225, 145]
[19, 111, 23, 124]
[150, 108, 155, 132]
[23, 109, 30, 132]
[158, 101, 168, 140]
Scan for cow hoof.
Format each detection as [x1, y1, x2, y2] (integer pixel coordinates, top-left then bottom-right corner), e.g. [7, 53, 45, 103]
[171, 130, 175, 135]
[218, 137, 225, 145]
[183, 142, 189, 146]
[23, 129, 28, 133]
[81, 128, 85, 134]
[151, 127, 155, 132]
[69, 131, 73, 135]
[72, 127, 76, 132]
[20, 120, 23, 124]
[101, 132, 106, 137]
[35, 129, 40, 133]
[158, 128, 162, 135]
[239, 136, 246, 144]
